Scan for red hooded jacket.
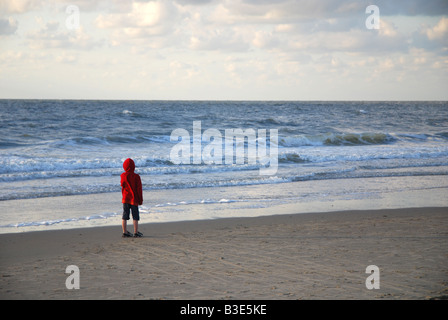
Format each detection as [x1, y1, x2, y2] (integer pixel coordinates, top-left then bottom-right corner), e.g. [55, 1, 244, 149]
[121, 158, 143, 206]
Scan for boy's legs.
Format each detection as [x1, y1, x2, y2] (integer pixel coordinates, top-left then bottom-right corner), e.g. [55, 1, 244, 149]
[122, 203, 131, 234]
[122, 203, 141, 236]
[130, 205, 141, 235]
[133, 219, 138, 234]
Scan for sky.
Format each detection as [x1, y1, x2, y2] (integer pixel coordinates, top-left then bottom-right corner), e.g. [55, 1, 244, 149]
[0, 0, 447, 100]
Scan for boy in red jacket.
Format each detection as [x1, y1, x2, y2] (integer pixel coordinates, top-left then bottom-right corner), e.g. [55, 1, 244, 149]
[121, 158, 143, 238]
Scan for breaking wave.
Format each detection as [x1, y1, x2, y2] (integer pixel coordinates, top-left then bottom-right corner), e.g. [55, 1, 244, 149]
[279, 132, 395, 147]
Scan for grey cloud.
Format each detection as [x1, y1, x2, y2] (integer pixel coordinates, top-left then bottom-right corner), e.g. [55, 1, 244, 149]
[222, 0, 448, 22]
[374, 0, 448, 16]
[26, 21, 103, 50]
[174, 0, 216, 5]
[411, 17, 448, 55]
[0, 17, 18, 35]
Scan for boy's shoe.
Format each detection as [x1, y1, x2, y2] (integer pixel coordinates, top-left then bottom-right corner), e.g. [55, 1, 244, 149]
[122, 231, 133, 238]
[134, 231, 143, 238]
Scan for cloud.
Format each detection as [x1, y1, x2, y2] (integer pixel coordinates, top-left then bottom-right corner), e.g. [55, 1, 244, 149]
[96, 1, 178, 32]
[175, 1, 419, 55]
[223, 0, 448, 19]
[55, 52, 77, 64]
[1, 0, 447, 100]
[189, 27, 251, 51]
[225, 16, 407, 56]
[374, 0, 448, 16]
[0, 0, 130, 14]
[0, 17, 18, 35]
[174, 0, 216, 5]
[252, 30, 279, 49]
[95, 0, 181, 48]
[425, 16, 448, 40]
[0, 0, 42, 14]
[26, 20, 103, 50]
[412, 17, 448, 54]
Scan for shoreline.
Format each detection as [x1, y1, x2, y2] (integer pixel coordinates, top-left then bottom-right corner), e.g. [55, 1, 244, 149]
[1, 207, 447, 299]
[2, 175, 448, 235]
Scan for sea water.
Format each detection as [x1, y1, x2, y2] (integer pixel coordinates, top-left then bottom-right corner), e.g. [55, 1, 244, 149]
[1, 100, 447, 233]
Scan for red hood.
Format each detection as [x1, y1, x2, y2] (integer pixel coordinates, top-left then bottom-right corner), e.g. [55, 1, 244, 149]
[123, 158, 135, 172]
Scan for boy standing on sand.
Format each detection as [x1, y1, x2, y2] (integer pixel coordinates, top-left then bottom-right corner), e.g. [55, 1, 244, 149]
[121, 158, 143, 238]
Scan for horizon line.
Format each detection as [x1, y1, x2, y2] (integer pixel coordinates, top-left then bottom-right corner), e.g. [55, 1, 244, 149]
[1, 98, 447, 102]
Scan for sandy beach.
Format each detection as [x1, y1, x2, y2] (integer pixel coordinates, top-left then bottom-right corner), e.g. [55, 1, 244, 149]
[1, 207, 447, 300]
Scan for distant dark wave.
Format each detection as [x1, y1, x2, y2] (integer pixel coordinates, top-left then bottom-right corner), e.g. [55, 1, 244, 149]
[279, 132, 395, 147]
[279, 131, 448, 147]
[2, 131, 446, 151]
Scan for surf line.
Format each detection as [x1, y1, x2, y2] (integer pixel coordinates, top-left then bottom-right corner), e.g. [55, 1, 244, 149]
[170, 121, 278, 175]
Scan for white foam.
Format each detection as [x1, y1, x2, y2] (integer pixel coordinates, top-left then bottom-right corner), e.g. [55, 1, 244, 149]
[0, 211, 120, 229]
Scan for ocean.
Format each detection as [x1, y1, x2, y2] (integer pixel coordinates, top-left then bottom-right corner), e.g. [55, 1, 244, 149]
[1, 100, 447, 233]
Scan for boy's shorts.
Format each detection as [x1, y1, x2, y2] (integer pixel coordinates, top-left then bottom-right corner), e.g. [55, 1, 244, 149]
[122, 203, 140, 221]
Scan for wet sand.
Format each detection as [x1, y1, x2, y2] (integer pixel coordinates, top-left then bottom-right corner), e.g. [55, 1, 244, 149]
[1, 207, 447, 300]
